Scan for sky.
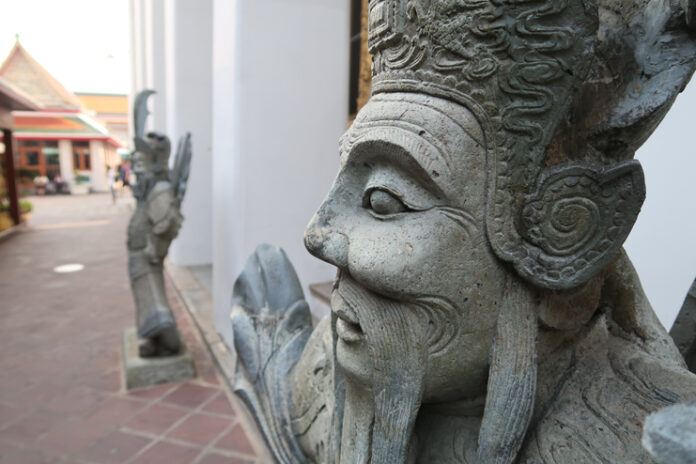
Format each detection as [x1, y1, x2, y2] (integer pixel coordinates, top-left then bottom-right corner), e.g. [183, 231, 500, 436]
[0, 0, 130, 94]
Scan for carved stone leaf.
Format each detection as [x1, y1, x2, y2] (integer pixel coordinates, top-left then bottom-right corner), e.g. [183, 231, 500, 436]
[230, 244, 312, 464]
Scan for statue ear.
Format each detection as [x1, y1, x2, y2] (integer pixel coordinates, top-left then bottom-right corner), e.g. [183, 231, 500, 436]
[514, 160, 645, 290]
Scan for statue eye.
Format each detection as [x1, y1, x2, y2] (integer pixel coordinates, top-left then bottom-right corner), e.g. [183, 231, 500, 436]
[365, 188, 408, 216]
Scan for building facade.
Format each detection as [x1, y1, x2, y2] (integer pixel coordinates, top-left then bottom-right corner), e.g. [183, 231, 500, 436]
[0, 40, 123, 192]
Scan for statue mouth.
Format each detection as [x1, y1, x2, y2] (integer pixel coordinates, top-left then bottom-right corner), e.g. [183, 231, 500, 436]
[332, 290, 364, 343]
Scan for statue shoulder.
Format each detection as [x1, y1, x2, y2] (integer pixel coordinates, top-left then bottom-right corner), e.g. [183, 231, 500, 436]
[519, 316, 696, 464]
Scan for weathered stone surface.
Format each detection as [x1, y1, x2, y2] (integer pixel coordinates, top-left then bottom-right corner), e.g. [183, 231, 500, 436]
[642, 403, 696, 464]
[127, 90, 192, 358]
[122, 328, 195, 390]
[670, 277, 696, 372]
[230, 244, 312, 464]
[231, 1, 696, 463]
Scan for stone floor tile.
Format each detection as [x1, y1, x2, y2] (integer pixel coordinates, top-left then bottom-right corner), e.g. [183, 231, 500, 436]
[124, 403, 189, 435]
[82, 396, 148, 427]
[161, 382, 219, 409]
[2, 382, 61, 412]
[129, 440, 200, 464]
[201, 392, 236, 417]
[43, 386, 105, 416]
[196, 451, 255, 464]
[0, 410, 67, 444]
[166, 412, 230, 446]
[126, 382, 179, 401]
[0, 404, 21, 429]
[35, 416, 113, 456]
[213, 423, 257, 456]
[78, 430, 151, 464]
[79, 369, 122, 393]
[0, 445, 63, 464]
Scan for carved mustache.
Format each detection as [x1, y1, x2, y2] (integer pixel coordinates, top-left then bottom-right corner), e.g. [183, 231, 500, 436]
[336, 273, 461, 358]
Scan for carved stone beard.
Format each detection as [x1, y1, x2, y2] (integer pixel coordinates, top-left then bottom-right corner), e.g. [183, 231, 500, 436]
[336, 275, 431, 464]
[334, 273, 538, 464]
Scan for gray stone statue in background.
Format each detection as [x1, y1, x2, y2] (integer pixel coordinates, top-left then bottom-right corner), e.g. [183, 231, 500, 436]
[232, 1, 696, 463]
[128, 90, 192, 357]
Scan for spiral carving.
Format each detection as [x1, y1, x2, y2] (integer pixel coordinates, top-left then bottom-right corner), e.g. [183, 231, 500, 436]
[517, 161, 644, 289]
[523, 197, 599, 256]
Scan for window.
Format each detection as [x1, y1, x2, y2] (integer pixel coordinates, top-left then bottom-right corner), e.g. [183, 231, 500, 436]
[26, 150, 39, 166]
[72, 141, 91, 170]
[43, 143, 59, 166]
[17, 140, 61, 182]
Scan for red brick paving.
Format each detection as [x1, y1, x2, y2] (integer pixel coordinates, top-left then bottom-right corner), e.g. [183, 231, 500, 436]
[125, 403, 189, 435]
[202, 392, 236, 417]
[129, 441, 200, 464]
[167, 413, 231, 446]
[214, 424, 258, 456]
[162, 383, 220, 410]
[198, 452, 255, 464]
[0, 194, 268, 463]
[78, 430, 151, 464]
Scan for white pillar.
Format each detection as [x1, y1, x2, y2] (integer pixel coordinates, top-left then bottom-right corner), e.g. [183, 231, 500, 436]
[165, 0, 214, 268]
[144, 0, 168, 133]
[212, 0, 241, 346]
[89, 140, 108, 192]
[58, 140, 74, 186]
[211, 0, 350, 346]
[129, 0, 145, 141]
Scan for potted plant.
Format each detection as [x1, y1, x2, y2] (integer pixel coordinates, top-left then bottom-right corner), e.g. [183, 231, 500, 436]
[71, 172, 91, 195]
[19, 200, 32, 223]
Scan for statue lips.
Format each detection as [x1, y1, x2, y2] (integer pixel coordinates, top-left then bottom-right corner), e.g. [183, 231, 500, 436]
[331, 291, 364, 344]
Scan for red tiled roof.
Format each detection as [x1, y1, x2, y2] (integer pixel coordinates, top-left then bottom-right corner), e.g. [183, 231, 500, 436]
[0, 40, 83, 110]
[11, 111, 123, 147]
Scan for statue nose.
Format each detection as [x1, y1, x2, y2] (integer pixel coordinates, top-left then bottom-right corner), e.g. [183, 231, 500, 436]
[304, 206, 349, 269]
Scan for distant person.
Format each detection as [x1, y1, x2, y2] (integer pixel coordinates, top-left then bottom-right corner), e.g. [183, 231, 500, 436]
[53, 174, 66, 194]
[116, 164, 126, 193]
[107, 166, 117, 203]
[122, 165, 131, 191]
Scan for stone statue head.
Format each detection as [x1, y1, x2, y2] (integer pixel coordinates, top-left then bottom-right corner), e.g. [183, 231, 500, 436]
[131, 90, 171, 181]
[304, 0, 695, 462]
[133, 131, 171, 178]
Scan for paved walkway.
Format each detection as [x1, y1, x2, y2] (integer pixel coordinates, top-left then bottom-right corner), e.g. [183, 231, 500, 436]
[0, 194, 266, 464]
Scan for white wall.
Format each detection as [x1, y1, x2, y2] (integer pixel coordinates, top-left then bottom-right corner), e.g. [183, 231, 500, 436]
[89, 140, 108, 192]
[130, 0, 214, 267]
[212, 0, 349, 346]
[57, 139, 74, 185]
[625, 77, 696, 329]
[164, 0, 214, 267]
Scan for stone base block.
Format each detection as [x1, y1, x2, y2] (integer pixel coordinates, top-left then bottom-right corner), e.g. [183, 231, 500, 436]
[122, 327, 195, 390]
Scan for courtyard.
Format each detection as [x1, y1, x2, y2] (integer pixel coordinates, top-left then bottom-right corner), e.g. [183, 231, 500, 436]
[0, 193, 268, 464]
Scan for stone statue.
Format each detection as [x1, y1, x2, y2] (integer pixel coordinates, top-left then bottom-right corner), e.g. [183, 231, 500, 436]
[231, 1, 696, 462]
[642, 402, 696, 464]
[127, 90, 192, 358]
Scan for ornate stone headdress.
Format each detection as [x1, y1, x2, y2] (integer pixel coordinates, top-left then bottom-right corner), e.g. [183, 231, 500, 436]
[132, 90, 171, 174]
[367, 0, 695, 290]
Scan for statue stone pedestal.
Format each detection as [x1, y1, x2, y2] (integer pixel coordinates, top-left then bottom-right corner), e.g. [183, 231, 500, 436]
[122, 327, 195, 390]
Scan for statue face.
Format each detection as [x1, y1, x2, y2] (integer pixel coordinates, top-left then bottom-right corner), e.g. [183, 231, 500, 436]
[305, 92, 507, 402]
[132, 150, 152, 177]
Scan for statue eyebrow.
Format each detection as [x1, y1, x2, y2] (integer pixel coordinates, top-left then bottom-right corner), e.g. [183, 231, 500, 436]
[344, 127, 450, 197]
[345, 120, 452, 172]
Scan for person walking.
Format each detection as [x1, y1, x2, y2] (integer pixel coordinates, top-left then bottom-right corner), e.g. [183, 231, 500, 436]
[107, 166, 117, 204]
